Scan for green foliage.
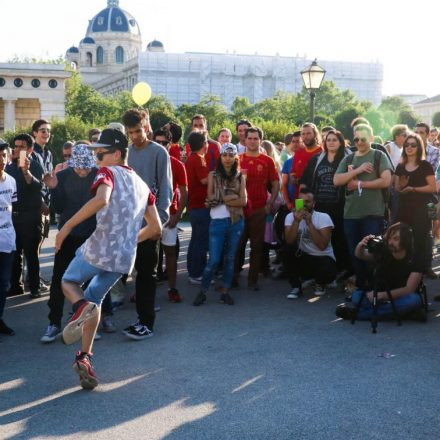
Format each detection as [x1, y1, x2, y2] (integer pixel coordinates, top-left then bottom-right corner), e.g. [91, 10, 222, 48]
[432, 112, 440, 128]
[7, 55, 65, 64]
[399, 110, 419, 129]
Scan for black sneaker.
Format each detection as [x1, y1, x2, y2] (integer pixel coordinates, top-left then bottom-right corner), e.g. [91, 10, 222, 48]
[220, 293, 234, 305]
[0, 319, 15, 336]
[405, 307, 427, 322]
[335, 304, 357, 320]
[29, 290, 41, 299]
[7, 285, 24, 297]
[123, 323, 154, 340]
[193, 292, 207, 306]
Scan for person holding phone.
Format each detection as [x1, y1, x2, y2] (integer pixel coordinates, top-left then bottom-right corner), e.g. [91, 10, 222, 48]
[283, 187, 337, 298]
[5, 134, 45, 299]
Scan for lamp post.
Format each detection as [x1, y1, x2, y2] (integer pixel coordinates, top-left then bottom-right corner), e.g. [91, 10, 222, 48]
[300, 59, 326, 123]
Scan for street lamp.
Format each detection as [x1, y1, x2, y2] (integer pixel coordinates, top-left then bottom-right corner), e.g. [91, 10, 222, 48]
[301, 59, 326, 123]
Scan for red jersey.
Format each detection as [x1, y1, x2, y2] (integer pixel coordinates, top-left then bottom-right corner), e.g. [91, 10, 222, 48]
[291, 145, 322, 180]
[185, 141, 220, 171]
[240, 154, 279, 210]
[185, 152, 209, 210]
[169, 144, 182, 162]
[170, 156, 188, 215]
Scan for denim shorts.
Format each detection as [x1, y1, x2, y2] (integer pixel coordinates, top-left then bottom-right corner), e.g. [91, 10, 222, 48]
[62, 250, 122, 306]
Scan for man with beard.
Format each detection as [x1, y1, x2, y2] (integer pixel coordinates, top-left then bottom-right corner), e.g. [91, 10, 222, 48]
[290, 123, 323, 198]
[284, 187, 336, 298]
[336, 222, 425, 321]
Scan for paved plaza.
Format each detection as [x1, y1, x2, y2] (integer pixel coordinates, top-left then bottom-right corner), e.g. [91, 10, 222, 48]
[2, 227, 440, 439]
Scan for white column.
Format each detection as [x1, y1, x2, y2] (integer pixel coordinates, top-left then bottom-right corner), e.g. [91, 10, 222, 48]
[4, 99, 16, 132]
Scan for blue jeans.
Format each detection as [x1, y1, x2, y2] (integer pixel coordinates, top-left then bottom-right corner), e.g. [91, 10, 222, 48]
[351, 289, 422, 320]
[62, 250, 122, 306]
[187, 208, 211, 278]
[202, 217, 245, 291]
[344, 216, 383, 289]
[0, 252, 14, 318]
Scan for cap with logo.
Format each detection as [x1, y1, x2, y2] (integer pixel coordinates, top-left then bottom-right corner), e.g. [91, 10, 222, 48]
[90, 128, 128, 151]
[220, 143, 238, 155]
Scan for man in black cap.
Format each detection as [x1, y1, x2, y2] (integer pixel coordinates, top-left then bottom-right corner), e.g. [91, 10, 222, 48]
[56, 129, 162, 390]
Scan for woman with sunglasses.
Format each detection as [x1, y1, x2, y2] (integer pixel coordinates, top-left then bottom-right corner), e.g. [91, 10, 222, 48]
[395, 133, 436, 272]
[301, 130, 351, 275]
[193, 143, 247, 306]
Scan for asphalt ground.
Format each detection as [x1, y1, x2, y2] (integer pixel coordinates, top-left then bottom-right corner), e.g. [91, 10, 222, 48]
[2, 226, 440, 440]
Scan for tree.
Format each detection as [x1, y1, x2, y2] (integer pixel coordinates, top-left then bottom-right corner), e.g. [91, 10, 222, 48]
[432, 112, 440, 128]
[399, 110, 419, 129]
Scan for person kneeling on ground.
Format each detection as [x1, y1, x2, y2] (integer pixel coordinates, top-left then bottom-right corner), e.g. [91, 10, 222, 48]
[284, 187, 337, 299]
[336, 222, 425, 321]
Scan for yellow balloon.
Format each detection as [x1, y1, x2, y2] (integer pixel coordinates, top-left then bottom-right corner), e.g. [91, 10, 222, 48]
[132, 82, 152, 106]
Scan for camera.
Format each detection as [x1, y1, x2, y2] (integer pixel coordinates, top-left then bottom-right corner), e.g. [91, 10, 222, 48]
[367, 235, 386, 255]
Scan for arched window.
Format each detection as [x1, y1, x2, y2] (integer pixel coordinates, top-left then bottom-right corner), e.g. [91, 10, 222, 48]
[115, 46, 124, 64]
[86, 52, 92, 67]
[97, 46, 104, 64]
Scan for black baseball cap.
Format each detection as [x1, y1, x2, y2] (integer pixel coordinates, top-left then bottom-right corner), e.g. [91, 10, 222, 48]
[0, 138, 9, 150]
[89, 128, 128, 151]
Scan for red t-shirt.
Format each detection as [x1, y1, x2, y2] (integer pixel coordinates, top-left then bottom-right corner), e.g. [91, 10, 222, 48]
[169, 144, 182, 162]
[91, 166, 156, 206]
[185, 152, 209, 210]
[170, 156, 188, 215]
[291, 146, 322, 180]
[240, 154, 279, 210]
[185, 141, 220, 171]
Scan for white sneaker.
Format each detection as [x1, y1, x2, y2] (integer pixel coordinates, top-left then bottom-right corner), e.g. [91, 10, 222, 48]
[40, 324, 61, 343]
[188, 276, 202, 285]
[287, 288, 300, 299]
[314, 284, 326, 296]
[301, 279, 315, 289]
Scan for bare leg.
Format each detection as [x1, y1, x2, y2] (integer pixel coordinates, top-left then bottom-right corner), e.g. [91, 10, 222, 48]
[62, 280, 85, 304]
[82, 308, 100, 354]
[163, 245, 177, 289]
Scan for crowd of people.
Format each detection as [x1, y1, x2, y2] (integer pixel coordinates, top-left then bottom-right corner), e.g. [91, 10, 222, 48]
[1, 110, 439, 390]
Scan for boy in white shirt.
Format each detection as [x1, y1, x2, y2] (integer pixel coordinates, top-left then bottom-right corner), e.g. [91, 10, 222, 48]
[0, 139, 17, 335]
[56, 129, 162, 390]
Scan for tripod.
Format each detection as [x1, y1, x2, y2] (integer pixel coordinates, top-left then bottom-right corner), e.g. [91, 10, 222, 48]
[351, 260, 402, 333]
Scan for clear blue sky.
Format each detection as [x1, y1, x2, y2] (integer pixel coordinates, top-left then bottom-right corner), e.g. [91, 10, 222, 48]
[1, 0, 438, 98]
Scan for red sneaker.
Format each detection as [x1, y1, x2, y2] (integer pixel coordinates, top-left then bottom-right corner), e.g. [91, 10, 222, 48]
[168, 288, 183, 303]
[62, 301, 98, 345]
[73, 351, 98, 390]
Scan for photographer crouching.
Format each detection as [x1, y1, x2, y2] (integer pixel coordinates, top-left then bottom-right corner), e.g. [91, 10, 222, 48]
[336, 222, 426, 321]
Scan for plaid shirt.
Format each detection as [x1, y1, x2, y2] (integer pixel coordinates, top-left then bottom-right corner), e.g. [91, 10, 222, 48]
[426, 143, 440, 172]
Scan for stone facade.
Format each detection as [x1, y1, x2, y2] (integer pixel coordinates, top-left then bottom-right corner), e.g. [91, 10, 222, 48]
[0, 63, 70, 132]
[412, 95, 440, 126]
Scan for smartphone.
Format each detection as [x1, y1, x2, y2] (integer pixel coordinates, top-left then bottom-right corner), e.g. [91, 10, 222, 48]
[295, 198, 304, 211]
[19, 150, 26, 167]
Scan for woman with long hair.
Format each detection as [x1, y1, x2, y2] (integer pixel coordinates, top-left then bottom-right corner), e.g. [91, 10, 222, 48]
[193, 143, 247, 306]
[261, 140, 281, 173]
[395, 133, 436, 272]
[300, 130, 350, 274]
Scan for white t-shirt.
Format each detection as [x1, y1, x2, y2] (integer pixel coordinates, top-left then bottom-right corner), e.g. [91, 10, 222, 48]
[387, 141, 402, 169]
[80, 165, 153, 274]
[210, 204, 230, 219]
[284, 210, 335, 259]
[0, 173, 17, 253]
[236, 142, 246, 154]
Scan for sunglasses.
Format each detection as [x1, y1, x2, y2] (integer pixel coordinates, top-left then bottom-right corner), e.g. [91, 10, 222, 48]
[63, 154, 72, 159]
[38, 128, 51, 133]
[405, 142, 418, 148]
[221, 152, 236, 158]
[155, 140, 170, 146]
[353, 137, 368, 143]
[95, 149, 116, 161]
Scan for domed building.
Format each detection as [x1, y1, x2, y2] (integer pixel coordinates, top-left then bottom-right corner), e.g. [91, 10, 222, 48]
[66, 0, 383, 108]
[66, 0, 141, 84]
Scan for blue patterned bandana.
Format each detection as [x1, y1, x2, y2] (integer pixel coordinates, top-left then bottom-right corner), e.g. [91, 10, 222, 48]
[67, 144, 96, 169]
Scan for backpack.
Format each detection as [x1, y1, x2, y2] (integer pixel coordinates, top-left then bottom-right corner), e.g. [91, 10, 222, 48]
[345, 149, 390, 208]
